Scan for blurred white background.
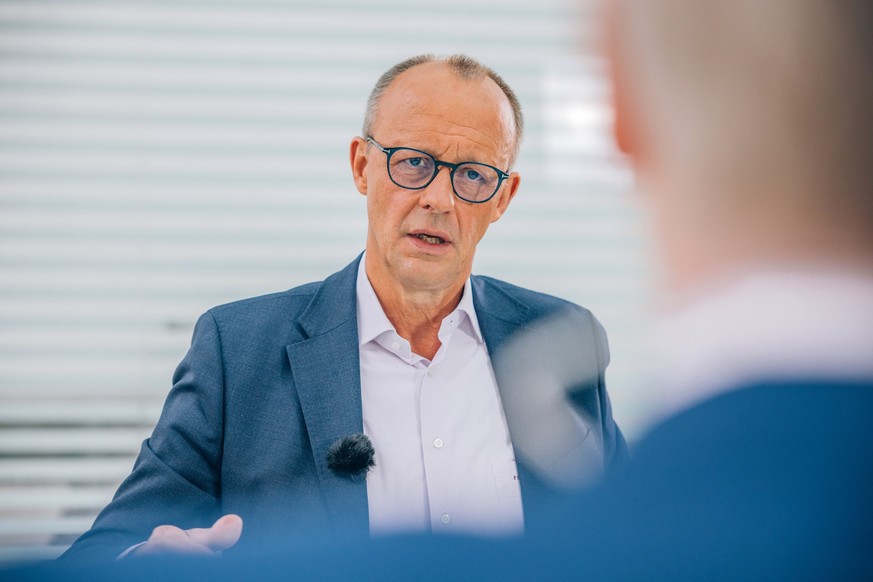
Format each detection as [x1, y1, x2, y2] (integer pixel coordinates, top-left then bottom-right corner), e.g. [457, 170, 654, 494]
[0, 0, 655, 561]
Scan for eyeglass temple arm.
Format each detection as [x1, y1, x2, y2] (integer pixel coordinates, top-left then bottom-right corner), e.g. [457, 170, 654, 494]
[365, 136, 389, 154]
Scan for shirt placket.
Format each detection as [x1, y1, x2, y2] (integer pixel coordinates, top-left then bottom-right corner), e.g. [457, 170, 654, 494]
[418, 314, 460, 531]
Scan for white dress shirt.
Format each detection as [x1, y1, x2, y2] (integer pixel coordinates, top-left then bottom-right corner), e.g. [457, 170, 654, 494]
[649, 269, 873, 426]
[356, 257, 523, 536]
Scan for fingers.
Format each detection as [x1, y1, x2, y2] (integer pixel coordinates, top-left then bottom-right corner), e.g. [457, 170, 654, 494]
[132, 514, 244, 557]
[188, 514, 244, 552]
[133, 524, 215, 557]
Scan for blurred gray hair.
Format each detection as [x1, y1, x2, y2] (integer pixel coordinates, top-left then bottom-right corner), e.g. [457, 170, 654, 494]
[362, 54, 524, 167]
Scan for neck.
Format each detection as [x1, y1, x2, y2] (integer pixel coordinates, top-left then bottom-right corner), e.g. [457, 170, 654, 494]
[365, 258, 465, 361]
[643, 170, 873, 300]
[660, 235, 873, 308]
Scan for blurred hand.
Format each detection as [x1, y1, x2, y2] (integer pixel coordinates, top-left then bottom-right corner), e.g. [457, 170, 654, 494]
[131, 514, 243, 557]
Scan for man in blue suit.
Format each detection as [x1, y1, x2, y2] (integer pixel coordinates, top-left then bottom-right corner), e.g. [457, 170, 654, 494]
[60, 54, 626, 563]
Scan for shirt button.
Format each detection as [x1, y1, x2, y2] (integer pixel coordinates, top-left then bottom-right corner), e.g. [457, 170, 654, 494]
[427, 368, 435, 377]
[433, 438, 444, 449]
[440, 513, 451, 525]
[391, 341, 400, 351]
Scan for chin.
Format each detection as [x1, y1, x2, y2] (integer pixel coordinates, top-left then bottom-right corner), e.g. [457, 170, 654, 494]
[396, 262, 453, 290]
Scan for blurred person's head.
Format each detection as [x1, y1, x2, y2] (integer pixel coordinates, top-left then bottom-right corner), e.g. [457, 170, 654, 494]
[607, 0, 873, 292]
[349, 55, 523, 299]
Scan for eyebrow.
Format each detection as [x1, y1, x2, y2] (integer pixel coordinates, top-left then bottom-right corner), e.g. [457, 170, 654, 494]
[403, 143, 505, 169]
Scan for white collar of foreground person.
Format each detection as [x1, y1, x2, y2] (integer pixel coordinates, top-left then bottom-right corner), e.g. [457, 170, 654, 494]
[649, 267, 873, 426]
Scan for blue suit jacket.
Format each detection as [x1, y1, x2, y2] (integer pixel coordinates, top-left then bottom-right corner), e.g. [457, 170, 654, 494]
[61, 256, 625, 563]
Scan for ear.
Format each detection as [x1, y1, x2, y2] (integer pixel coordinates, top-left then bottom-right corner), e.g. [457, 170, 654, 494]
[350, 137, 369, 195]
[605, 0, 635, 157]
[611, 75, 635, 157]
[489, 172, 521, 223]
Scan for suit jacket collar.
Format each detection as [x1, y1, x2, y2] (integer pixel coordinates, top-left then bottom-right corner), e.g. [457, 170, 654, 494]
[471, 274, 529, 354]
[296, 254, 361, 338]
[297, 256, 531, 336]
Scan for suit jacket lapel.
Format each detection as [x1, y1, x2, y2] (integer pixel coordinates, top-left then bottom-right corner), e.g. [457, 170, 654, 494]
[471, 275, 528, 353]
[285, 255, 369, 536]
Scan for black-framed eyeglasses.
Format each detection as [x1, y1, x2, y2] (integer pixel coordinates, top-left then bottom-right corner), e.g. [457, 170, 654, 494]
[366, 136, 510, 204]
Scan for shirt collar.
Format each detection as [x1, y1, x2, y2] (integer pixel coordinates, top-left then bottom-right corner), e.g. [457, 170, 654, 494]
[355, 253, 483, 347]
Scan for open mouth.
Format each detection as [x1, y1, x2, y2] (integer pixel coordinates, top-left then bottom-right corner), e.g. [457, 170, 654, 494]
[412, 233, 447, 245]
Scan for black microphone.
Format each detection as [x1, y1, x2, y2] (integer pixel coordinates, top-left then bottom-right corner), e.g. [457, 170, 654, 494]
[326, 434, 376, 480]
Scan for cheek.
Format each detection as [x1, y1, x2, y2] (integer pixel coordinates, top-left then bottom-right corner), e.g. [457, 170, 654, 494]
[368, 188, 409, 234]
[460, 209, 493, 245]
[368, 176, 393, 212]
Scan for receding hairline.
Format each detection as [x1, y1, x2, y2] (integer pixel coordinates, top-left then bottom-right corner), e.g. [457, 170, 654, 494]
[362, 54, 524, 166]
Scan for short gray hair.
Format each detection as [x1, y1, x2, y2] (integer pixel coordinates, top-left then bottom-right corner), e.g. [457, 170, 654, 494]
[362, 54, 524, 167]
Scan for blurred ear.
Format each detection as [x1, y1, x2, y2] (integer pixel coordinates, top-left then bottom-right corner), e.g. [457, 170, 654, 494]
[611, 81, 635, 156]
[489, 172, 521, 223]
[350, 137, 369, 195]
[605, 0, 635, 156]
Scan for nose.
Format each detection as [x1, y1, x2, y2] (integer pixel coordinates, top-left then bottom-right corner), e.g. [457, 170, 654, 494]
[418, 165, 455, 213]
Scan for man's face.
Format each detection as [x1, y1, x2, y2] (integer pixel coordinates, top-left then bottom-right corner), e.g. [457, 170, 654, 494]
[351, 62, 521, 296]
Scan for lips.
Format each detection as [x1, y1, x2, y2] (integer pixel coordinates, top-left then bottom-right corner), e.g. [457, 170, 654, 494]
[409, 230, 451, 245]
[414, 233, 446, 244]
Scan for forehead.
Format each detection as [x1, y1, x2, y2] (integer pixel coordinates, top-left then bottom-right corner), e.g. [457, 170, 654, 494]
[372, 62, 514, 163]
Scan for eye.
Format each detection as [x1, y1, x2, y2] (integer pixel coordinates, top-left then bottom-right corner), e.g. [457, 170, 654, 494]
[463, 169, 483, 182]
[391, 151, 434, 173]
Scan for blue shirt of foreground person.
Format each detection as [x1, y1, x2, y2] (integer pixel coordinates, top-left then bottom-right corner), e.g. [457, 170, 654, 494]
[58, 54, 626, 564]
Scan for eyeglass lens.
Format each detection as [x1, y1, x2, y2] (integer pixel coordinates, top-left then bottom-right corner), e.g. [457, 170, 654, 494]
[388, 148, 500, 202]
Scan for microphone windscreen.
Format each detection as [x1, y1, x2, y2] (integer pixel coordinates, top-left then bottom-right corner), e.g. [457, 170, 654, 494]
[326, 433, 376, 476]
